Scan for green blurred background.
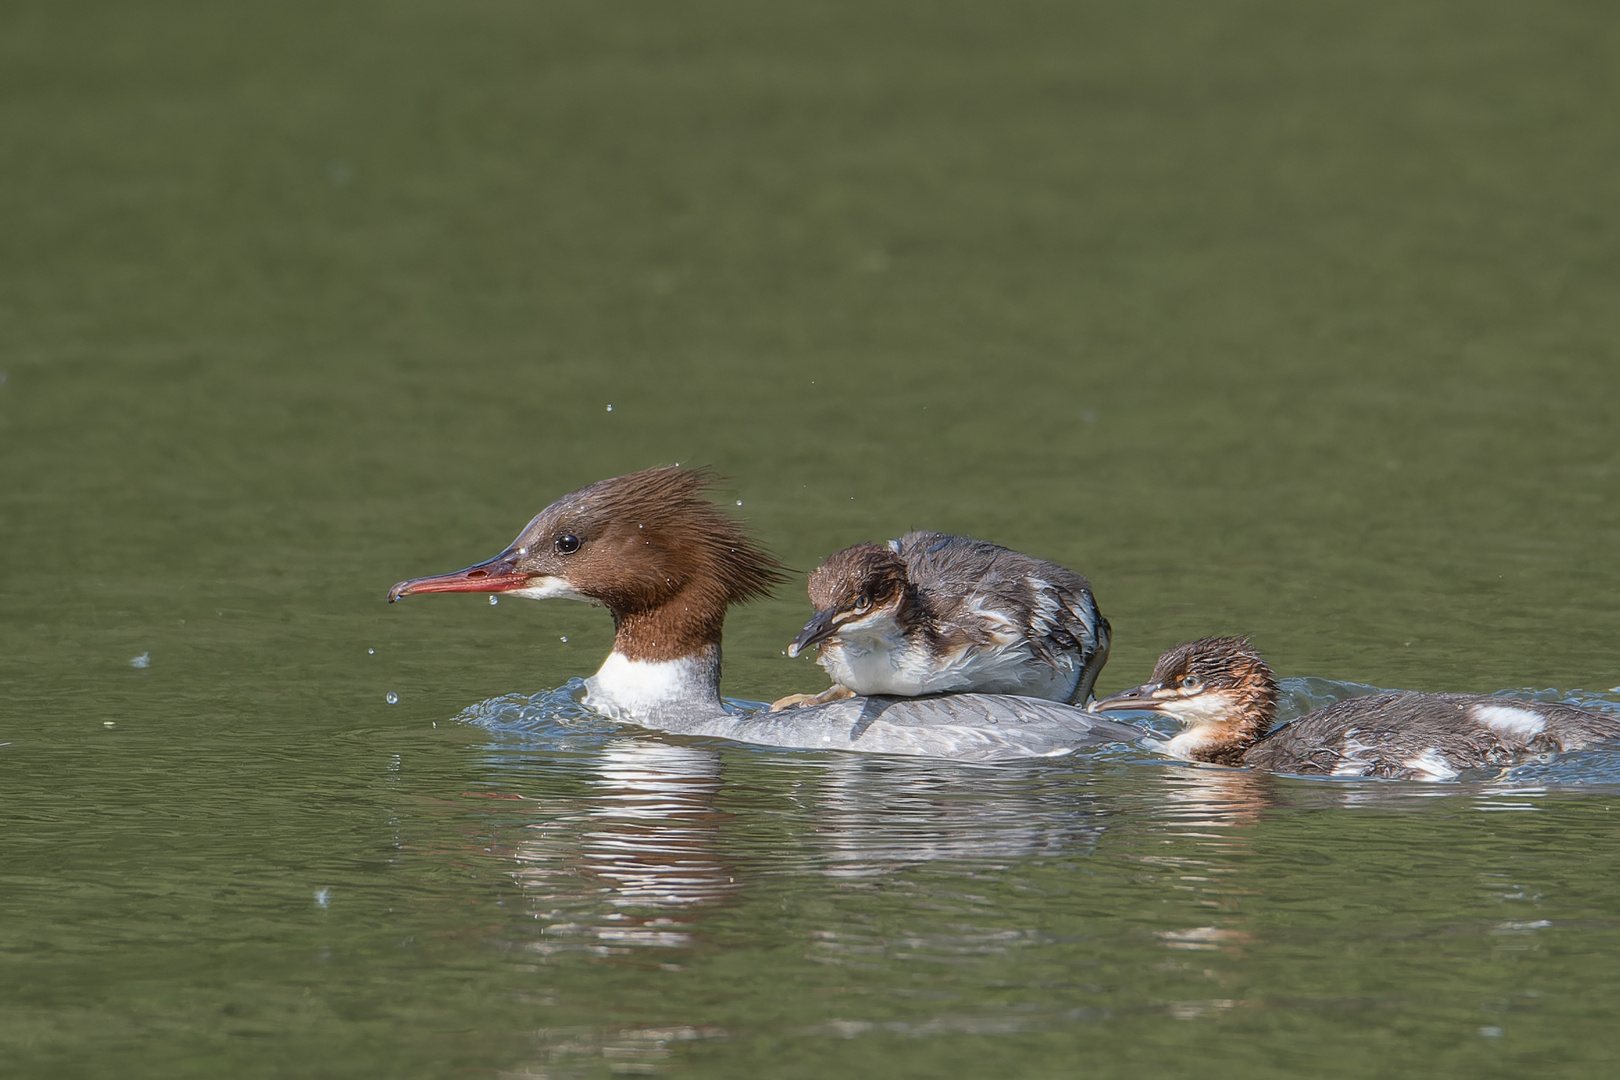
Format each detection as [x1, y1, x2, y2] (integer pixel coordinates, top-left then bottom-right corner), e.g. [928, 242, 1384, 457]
[6, 0, 1618, 717]
[5, 0, 1617, 712]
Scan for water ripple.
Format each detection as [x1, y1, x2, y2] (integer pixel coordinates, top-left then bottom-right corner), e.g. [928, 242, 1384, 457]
[459, 677, 1620, 788]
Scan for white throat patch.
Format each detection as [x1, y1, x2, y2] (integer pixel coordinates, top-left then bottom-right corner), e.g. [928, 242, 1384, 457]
[1156, 690, 1243, 726]
[1162, 726, 1232, 761]
[504, 576, 598, 604]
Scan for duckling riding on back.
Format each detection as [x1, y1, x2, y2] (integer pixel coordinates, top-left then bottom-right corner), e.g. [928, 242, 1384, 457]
[389, 468, 1144, 762]
[777, 532, 1111, 709]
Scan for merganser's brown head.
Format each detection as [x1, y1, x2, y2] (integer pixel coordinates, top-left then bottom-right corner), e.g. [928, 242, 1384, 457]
[1089, 637, 1279, 764]
[388, 466, 788, 662]
[787, 542, 913, 658]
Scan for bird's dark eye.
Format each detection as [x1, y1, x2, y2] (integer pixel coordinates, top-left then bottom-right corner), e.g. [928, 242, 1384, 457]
[853, 595, 872, 613]
[554, 534, 581, 555]
[1181, 675, 1203, 691]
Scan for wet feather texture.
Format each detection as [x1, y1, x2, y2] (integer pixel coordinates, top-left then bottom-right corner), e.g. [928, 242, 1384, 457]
[791, 532, 1111, 705]
[1097, 637, 1620, 779]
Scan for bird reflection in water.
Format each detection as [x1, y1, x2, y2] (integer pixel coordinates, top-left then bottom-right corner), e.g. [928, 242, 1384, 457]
[503, 743, 1133, 953]
[1127, 766, 1278, 920]
[1149, 765, 1284, 830]
[1126, 764, 1276, 1011]
[511, 740, 738, 955]
[499, 743, 1128, 1075]
[799, 754, 1112, 876]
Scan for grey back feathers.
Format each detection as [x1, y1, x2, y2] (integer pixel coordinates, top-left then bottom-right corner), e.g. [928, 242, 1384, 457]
[893, 531, 1111, 704]
[1248, 692, 1620, 779]
[1114, 636, 1620, 778]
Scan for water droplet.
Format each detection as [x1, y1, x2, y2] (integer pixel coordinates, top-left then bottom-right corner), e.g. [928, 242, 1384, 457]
[605, 404, 613, 412]
[314, 888, 331, 907]
[129, 652, 151, 669]
[367, 648, 375, 655]
[736, 500, 743, 506]
[560, 636, 568, 643]
[489, 595, 499, 605]
[386, 691, 399, 704]
[103, 721, 116, 728]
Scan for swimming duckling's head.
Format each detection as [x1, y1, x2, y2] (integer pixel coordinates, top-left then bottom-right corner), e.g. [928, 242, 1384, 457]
[1090, 636, 1279, 763]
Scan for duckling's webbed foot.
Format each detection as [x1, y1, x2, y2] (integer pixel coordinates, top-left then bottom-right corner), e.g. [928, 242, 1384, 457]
[768, 684, 858, 712]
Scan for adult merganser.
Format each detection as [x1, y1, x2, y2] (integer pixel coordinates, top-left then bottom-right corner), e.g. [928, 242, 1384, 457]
[773, 533, 1110, 710]
[388, 467, 1144, 761]
[1090, 636, 1620, 779]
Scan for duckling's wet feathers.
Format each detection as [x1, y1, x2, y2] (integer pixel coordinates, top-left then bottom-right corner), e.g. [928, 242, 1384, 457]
[786, 531, 1111, 706]
[1093, 636, 1620, 779]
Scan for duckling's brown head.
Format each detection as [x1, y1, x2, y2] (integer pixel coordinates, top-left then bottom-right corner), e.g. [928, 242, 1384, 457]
[787, 542, 911, 658]
[1090, 636, 1279, 736]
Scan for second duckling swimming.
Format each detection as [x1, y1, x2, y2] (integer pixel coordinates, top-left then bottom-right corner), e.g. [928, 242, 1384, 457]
[1090, 636, 1620, 779]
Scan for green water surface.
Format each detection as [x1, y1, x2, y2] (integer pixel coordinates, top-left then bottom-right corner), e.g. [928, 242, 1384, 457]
[4, 0, 1620, 1075]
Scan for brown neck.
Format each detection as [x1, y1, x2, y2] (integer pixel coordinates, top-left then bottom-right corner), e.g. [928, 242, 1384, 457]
[1200, 720, 1267, 767]
[1174, 694, 1278, 766]
[608, 585, 728, 663]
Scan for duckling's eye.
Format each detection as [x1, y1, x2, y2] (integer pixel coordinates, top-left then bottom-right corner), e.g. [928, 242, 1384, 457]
[554, 534, 581, 555]
[1180, 675, 1203, 691]
[853, 595, 872, 613]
